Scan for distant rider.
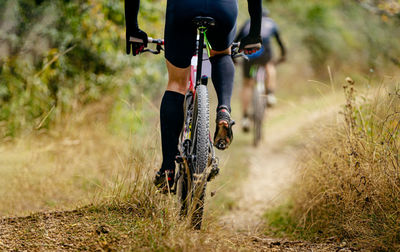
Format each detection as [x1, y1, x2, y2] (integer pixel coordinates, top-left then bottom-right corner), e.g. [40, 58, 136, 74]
[235, 9, 286, 132]
[124, 0, 263, 191]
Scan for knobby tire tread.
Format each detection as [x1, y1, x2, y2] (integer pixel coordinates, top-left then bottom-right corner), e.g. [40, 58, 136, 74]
[191, 84, 209, 229]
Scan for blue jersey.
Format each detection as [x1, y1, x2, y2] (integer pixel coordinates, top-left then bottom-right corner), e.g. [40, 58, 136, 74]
[236, 17, 279, 60]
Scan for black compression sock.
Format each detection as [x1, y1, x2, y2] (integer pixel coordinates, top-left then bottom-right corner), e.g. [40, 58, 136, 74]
[160, 91, 185, 173]
[210, 54, 235, 112]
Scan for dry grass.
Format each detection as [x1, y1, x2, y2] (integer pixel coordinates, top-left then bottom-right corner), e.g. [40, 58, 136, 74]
[0, 99, 138, 216]
[0, 107, 264, 251]
[271, 79, 400, 250]
[0, 95, 261, 250]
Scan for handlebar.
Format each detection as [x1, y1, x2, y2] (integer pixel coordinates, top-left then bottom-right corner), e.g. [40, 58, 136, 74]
[129, 36, 248, 60]
[130, 36, 164, 54]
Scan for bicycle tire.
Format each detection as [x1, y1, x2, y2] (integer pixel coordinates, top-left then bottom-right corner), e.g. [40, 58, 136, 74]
[252, 68, 266, 147]
[193, 84, 210, 174]
[190, 84, 210, 229]
[176, 163, 189, 217]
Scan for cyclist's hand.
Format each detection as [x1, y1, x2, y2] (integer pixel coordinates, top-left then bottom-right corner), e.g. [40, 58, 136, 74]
[239, 35, 262, 55]
[126, 28, 148, 56]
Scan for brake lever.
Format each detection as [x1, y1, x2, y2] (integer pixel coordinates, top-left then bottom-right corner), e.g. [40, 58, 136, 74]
[142, 48, 161, 55]
[141, 44, 164, 55]
[142, 49, 159, 54]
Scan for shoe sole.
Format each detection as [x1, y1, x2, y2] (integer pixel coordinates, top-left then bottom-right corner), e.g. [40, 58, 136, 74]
[214, 121, 231, 150]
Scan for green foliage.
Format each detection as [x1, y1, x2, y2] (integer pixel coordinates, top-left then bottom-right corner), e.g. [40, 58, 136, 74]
[2, 0, 400, 137]
[0, 0, 167, 137]
[265, 0, 400, 76]
[264, 202, 303, 238]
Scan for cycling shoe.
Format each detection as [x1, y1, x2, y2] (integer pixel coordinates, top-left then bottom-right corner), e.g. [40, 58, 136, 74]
[154, 170, 174, 194]
[214, 106, 235, 150]
[266, 93, 277, 107]
[242, 116, 251, 133]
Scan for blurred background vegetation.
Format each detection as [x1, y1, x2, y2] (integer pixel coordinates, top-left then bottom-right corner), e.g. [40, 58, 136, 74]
[0, 0, 167, 138]
[0, 0, 399, 138]
[0, 0, 399, 249]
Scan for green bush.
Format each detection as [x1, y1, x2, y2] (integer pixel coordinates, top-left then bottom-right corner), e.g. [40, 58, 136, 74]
[265, 0, 400, 75]
[0, 0, 166, 137]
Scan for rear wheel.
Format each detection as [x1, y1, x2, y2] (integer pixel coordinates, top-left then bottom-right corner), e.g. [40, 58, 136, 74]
[190, 84, 210, 229]
[252, 67, 266, 147]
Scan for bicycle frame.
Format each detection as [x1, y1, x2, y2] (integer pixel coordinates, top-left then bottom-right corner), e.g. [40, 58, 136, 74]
[179, 26, 216, 173]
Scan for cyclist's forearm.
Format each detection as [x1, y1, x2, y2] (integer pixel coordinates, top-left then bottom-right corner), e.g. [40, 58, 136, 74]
[125, 0, 140, 29]
[247, 0, 262, 36]
[275, 33, 286, 57]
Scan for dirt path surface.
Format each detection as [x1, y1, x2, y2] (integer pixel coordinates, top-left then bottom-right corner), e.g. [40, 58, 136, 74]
[219, 95, 346, 250]
[0, 94, 349, 251]
[0, 208, 348, 251]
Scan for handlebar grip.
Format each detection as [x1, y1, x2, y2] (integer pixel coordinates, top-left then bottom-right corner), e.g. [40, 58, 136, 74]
[129, 37, 152, 43]
[129, 37, 163, 44]
[243, 43, 262, 49]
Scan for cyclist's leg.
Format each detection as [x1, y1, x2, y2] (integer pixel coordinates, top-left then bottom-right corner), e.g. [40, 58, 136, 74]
[265, 62, 277, 92]
[207, 0, 237, 113]
[156, 63, 188, 189]
[209, 49, 236, 150]
[209, 48, 234, 112]
[260, 45, 277, 106]
[159, 61, 189, 172]
[155, 1, 197, 189]
[265, 62, 277, 106]
[206, 0, 238, 150]
[241, 61, 255, 118]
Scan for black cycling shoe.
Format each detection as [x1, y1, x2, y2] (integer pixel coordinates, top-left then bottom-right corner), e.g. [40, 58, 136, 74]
[213, 106, 235, 150]
[154, 170, 175, 194]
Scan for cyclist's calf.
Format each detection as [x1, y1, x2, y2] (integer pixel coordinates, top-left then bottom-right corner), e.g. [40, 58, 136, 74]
[209, 47, 235, 111]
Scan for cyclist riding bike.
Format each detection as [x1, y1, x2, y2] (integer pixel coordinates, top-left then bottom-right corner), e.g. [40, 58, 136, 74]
[124, 0, 263, 191]
[235, 9, 286, 132]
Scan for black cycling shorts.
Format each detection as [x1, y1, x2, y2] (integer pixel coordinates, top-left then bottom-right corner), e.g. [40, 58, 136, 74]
[243, 46, 272, 78]
[164, 0, 238, 68]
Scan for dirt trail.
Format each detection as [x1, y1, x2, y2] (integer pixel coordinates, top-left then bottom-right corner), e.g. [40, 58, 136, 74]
[0, 92, 348, 251]
[221, 95, 342, 231]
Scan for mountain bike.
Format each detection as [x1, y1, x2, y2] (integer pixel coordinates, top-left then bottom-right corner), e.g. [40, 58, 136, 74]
[131, 16, 246, 229]
[250, 65, 267, 147]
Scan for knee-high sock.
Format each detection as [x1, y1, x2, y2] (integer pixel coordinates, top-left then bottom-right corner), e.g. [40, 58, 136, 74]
[210, 54, 235, 112]
[160, 91, 185, 172]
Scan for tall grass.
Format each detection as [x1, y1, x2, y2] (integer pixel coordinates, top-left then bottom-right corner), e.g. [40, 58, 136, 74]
[266, 79, 400, 250]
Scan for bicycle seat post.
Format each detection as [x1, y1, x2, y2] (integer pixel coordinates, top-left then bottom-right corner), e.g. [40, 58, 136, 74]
[192, 16, 215, 86]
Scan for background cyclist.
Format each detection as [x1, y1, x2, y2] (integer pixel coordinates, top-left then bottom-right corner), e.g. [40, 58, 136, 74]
[124, 0, 263, 191]
[235, 8, 286, 132]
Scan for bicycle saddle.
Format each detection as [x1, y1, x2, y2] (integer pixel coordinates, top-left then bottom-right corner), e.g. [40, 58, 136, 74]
[192, 16, 216, 28]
